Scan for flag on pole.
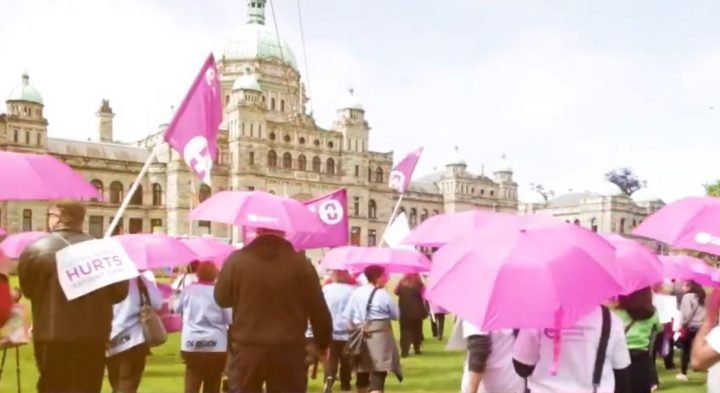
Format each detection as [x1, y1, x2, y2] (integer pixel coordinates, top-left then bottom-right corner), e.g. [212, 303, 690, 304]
[288, 188, 349, 250]
[164, 54, 223, 185]
[382, 212, 414, 250]
[389, 147, 423, 193]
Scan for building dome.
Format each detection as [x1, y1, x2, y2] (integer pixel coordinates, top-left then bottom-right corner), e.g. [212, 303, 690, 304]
[447, 146, 467, 166]
[632, 187, 662, 203]
[597, 181, 624, 197]
[495, 154, 512, 173]
[339, 88, 364, 110]
[223, 1, 297, 70]
[232, 71, 262, 91]
[7, 72, 43, 105]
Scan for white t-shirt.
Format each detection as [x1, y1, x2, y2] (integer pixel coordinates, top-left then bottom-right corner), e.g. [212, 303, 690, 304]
[706, 327, 720, 393]
[513, 307, 631, 393]
[461, 322, 523, 393]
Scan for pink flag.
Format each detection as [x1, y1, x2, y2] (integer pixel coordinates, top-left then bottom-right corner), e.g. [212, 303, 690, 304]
[288, 188, 349, 250]
[163, 54, 223, 185]
[389, 147, 423, 193]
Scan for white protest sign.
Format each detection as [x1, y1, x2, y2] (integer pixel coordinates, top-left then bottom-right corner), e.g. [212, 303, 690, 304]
[56, 238, 139, 300]
[653, 294, 680, 325]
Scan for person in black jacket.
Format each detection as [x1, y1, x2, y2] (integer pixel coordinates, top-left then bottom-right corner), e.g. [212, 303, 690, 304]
[18, 200, 129, 393]
[215, 228, 332, 393]
[395, 273, 427, 357]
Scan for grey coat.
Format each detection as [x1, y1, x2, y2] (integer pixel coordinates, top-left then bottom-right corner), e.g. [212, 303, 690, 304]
[357, 319, 403, 381]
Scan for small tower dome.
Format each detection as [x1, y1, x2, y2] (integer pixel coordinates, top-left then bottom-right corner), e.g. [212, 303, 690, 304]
[232, 68, 262, 92]
[8, 72, 43, 105]
[339, 88, 364, 111]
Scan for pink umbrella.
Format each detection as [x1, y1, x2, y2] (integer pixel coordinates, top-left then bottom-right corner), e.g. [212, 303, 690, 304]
[189, 191, 324, 235]
[402, 209, 516, 247]
[114, 234, 198, 270]
[426, 219, 622, 331]
[180, 237, 236, 266]
[659, 255, 718, 286]
[0, 231, 48, 258]
[601, 234, 664, 294]
[633, 196, 720, 256]
[0, 151, 98, 200]
[321, 246, 431, 274]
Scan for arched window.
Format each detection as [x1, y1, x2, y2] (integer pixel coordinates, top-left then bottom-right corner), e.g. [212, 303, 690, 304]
[375, 167, 384, 183]
[282, 152, 292, 169]
[90, 179, 103, 202]
[619, 218, 626, 234]
[590, 217, 598, 233]
[129, 185, 143, 205]
[420, 209, 429, 222]
[326, 158, 335, 174]
[399, 207, 406, 216]
[573, 219, 581, 226]
[298, 154, 307, 171]
[433, 210, 440, 216]
[198, 184, 212, 203]
[22, 209, 32, 231]
[280, 99, 285, 112]
[284, 135, 291, 143]
[152, 183, 163, 206]
[109, 181, 124, 204]
[409, 208, 418, 226]
[312, 156, 321, 172]
[271, 98, 276, 110]
[368, 200, 377, 219]
[632, 219, 637, 228]
[267, 150, 277, 167]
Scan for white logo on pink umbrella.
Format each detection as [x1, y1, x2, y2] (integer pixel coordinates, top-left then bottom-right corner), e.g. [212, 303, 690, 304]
[247, 214, 279, 223]
[695, 232, 720, 246]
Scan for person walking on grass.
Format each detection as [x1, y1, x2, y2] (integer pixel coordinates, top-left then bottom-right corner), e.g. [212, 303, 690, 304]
[395, 273, 427, 357]
[215, 228, 332, 393]
[18, 200, 129, 393]
[677, 280, 706, 382]
[322, 269, 357, 393]
[178, 261, 232, 393]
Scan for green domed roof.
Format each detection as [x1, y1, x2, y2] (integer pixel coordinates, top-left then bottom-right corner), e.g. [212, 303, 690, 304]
[233, 71, 262, 91]
[339, 88, 364, 110]
[223, 1, 297, 70]
[8, 72, 43, 105]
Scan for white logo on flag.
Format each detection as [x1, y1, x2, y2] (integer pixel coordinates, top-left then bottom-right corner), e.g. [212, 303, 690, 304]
[389, 170, 405, 191]
[183, 136, 213, 185]
[205, 68, 216, 86]
[318, 200, 343, 225]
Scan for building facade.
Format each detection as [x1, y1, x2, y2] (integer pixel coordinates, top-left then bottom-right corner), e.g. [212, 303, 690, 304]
[0, 0, 518, 245]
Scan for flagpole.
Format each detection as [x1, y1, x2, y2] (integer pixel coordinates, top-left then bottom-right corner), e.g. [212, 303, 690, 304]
[379, 193, 404, 247]
[105, 143, 162, 238]
[188, 177, 196, 238]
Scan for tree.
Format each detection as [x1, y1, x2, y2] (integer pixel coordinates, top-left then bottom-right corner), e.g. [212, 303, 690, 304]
[605, 168, 643, 196]
[529, 183, 555, 203]
[704, 179, 720, 197]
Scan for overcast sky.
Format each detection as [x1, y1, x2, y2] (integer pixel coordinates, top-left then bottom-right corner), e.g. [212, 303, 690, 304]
[2, 0, 720, 202]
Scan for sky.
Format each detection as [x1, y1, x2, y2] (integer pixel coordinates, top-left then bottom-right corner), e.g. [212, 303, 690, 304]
[2, 0, 720, 202]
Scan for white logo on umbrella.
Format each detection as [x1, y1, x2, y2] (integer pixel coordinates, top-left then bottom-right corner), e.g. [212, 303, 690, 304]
[247, 214, 279, 223]
[318, 200, 344, 225]
[183, 136, 213, 185]
[388, 170, 405, 191]
[695, 232, 720, 246]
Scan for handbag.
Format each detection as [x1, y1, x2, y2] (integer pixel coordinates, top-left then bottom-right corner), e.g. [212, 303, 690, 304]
[344, 288, 379, 358]
[0, 303, 30, 349]
[136, 277, 167, 347]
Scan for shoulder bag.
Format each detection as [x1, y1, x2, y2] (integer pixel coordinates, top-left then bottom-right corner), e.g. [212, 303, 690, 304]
[137, 277, 167, 347]
[344, 287, 379, 358]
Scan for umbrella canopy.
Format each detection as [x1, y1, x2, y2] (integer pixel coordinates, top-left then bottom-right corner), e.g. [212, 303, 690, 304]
[0, 151, 98, 200]
[659, 255, 718, 286]
[114, 234, 198, 270]
[189, 191, 323, 235]
[601, 234, 664, 294]
[321, 246, 431, 274]
[180, 237, 236, 266]
[401, 209, 516, 247]
[0, 231, 48, 258]
[633, 196, 720, 256]
[426, 219, 622, 331]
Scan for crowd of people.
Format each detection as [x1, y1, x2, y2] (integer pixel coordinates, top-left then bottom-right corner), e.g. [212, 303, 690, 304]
[3, 200, 720, 393]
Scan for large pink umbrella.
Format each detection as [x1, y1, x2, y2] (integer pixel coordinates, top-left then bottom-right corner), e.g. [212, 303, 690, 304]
[426, 219, 622, 331]
[659, 255, 718, 286]
[0, 231, 48, 258]
[633, 196, 720, 256]
[0, 151, 98, 200]
[115, 234, 198, 270]
[189, 191, 323, 235]
[601, 234, 664, 294]
[180, 237, 236, 266]
[401, 210, 516, 247]
[321, 246, 431, 274]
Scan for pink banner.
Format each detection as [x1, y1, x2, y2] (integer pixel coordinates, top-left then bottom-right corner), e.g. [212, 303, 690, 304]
[389, 147, 423, 193]
[163, 54, 223, 185]
[288, 188, 349, 250]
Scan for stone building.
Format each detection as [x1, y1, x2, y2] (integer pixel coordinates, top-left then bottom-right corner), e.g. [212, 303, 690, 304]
[0, 0, 518, 245]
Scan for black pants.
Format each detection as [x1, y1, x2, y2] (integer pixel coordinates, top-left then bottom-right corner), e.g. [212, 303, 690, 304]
[227, 343, 306, 393]
[107, 343, 149, 393]
[325, 340, 352, 390]
[431, 313, 446, 340]
[183, 352, 227, 393]
[399, 318, 423, 356]
[356, 372, 387, 391]
[34, 341, 106, 393]
[681, 327, 699, 375]
[629, 350, 652, 393]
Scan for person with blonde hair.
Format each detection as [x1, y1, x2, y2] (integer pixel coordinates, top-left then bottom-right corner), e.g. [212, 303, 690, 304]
[178, 261, 232, 393]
